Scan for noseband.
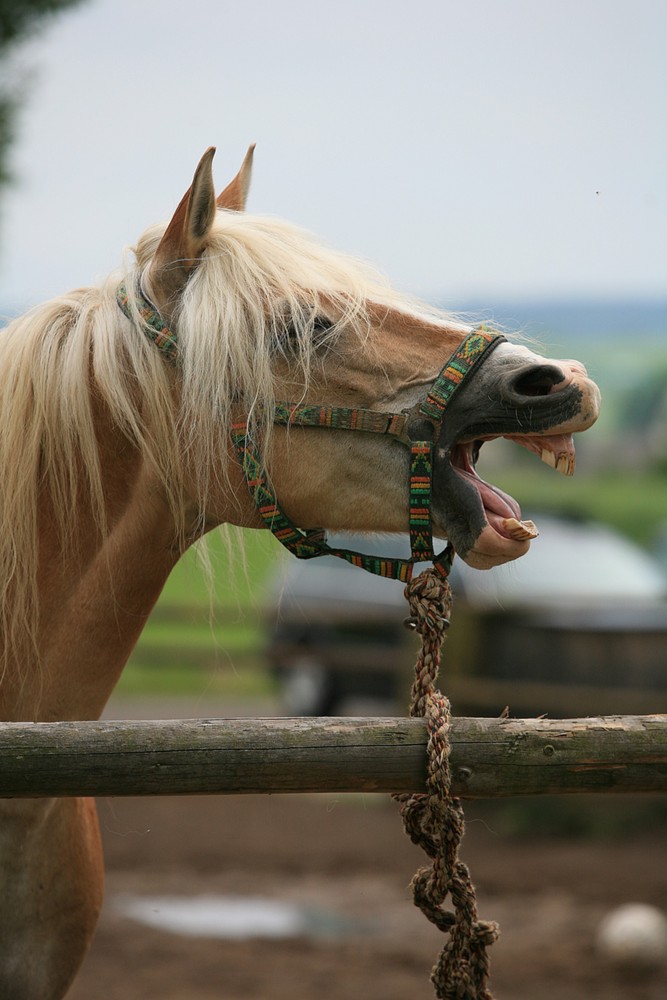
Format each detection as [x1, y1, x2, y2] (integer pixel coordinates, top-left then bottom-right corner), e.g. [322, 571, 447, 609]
[117, 284, 505, 582]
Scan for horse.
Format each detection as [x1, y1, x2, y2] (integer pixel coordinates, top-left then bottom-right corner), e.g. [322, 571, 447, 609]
[0, 145, 600, 999]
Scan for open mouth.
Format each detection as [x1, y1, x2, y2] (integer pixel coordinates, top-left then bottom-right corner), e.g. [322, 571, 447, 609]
[427, 344, 599, 568]
[450, 431, 576, 544]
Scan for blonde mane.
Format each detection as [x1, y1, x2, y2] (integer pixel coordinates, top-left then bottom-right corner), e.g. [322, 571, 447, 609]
[0, 208, 452, 664]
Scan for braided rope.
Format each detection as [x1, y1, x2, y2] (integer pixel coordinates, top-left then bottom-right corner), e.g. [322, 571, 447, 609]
[395, 568, 499, 1000]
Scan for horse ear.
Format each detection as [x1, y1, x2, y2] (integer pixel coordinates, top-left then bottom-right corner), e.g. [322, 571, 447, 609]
[216, 144, 255, 211]
[147, 146, 217, 307]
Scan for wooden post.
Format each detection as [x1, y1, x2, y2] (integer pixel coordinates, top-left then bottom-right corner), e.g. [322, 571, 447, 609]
[0, 715, 665, 798]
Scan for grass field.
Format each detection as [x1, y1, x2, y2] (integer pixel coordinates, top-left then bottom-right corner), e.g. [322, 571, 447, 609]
[117, 528, 281, 696]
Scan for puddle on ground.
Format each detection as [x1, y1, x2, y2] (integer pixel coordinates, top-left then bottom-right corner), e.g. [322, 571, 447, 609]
[113, 894, 370, 941]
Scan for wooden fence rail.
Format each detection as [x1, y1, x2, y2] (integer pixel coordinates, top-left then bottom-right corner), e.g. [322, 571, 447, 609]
[0, 714, 665, 798]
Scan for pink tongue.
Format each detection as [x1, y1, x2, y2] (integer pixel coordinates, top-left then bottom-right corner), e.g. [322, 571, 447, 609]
[458, 470, 521, 524]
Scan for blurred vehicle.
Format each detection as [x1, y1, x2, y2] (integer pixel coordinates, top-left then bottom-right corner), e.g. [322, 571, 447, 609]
[265, 516, 667, 717]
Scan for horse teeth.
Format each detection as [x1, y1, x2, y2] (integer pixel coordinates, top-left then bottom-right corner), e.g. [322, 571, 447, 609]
[541, 448, 575, 477]
[503, 517, 539, 541]
[556, 453, 575, 477]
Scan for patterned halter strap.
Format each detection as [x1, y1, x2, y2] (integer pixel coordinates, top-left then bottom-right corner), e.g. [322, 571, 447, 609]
[116, 283, 506, 582]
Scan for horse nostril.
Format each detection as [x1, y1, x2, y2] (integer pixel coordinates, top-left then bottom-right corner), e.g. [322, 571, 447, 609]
[512, 364, 566, 398]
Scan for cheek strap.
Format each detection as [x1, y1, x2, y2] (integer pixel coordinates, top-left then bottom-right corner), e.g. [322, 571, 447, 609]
[231, 328, 505, 582]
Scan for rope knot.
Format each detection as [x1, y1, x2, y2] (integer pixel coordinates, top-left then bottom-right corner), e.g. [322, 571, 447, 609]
[472, 920, 501, 948]
[395, 565, 498, 1000]
[405, 568, 453, 637]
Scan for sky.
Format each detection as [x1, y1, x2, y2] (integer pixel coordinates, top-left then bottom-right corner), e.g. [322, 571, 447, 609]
[0, 0, 665, 311]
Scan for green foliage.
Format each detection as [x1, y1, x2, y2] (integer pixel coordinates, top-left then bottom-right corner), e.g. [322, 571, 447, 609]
[0, 0, 87, 206]
[0, 96, 12, 190]
[1, 1, 83, 46]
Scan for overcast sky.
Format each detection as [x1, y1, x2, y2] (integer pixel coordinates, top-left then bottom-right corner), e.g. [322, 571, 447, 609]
[0, 0, 665, 311]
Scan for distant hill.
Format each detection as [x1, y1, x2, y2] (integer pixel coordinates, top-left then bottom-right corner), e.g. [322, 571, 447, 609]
[447, 298, 667, 342]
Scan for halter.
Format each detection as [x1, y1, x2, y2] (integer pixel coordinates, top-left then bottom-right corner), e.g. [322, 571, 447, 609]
[116, 283, 505, 582]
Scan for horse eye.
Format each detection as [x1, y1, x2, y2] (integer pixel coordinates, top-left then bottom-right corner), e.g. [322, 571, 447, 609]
[278, 315, 334, 350]
[312, 316, 334, 340]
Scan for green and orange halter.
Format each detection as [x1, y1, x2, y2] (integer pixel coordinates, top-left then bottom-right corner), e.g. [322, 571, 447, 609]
[116, 283, 505, 582]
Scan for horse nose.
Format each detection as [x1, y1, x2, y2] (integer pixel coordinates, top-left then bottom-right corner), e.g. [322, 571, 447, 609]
[510, 363, 569, 399]
[561, 358, 589, 377]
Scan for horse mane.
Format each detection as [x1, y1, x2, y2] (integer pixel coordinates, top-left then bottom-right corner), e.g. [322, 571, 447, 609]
[0, 208, 451, 664]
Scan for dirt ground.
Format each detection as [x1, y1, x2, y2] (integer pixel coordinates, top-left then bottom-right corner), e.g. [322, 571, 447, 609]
[64, 789, 666, 998]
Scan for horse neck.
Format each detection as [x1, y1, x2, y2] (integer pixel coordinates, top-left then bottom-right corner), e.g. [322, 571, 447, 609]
[2, 417, 182, 724]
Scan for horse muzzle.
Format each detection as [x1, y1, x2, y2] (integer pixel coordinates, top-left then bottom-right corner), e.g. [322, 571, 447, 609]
[431, 345, 601, 569]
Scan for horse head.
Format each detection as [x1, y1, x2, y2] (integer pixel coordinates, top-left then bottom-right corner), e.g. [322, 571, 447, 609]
[132, 147, 600, 573]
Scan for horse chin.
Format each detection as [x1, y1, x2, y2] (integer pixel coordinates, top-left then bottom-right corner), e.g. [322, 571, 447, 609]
[459, 524, 533, 570]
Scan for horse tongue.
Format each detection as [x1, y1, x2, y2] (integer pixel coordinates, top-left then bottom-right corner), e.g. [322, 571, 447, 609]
[464, 471, 538, 541]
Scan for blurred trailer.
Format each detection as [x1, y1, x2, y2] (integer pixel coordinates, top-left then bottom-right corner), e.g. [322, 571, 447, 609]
[265, 516, 667, 717]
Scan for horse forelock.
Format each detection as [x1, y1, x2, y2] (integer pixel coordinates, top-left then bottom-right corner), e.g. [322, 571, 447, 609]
[0, 208, 459, 667]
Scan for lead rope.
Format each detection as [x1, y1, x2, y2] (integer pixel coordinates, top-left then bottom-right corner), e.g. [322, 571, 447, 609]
[394, 567, 499, 1000]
